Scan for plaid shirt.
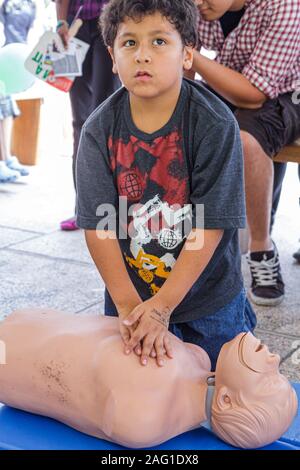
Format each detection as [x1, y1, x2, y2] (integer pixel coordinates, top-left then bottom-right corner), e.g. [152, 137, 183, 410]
[68, 0, 107, 21]
[198, 0, 300, 99]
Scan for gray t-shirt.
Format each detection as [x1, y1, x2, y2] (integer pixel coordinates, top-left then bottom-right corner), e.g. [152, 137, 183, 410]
[76, 79, 246, 323]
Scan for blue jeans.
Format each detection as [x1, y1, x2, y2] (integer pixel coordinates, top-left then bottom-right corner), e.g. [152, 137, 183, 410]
[104, 288, 257, 370]
[169, 289, 256, 370]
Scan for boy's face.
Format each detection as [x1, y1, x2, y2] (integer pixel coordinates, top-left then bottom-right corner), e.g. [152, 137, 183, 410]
[195, 0, 245, 21]
[108, 12, 193, 100]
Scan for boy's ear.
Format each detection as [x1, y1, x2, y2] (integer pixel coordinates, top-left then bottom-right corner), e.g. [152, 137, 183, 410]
[108, 46, 118, 74]
[183, 46, 194, 71]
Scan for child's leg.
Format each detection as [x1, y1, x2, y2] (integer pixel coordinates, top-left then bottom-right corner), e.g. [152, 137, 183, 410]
[0, 96, 20, 157]
[2, 115, 13, 157]
[169, 289, 257, 370]
[0, 118, 19, 182]
[3, 115, 29, 176]
[0, 119, 6, 161]
[0, 96, 28, 176]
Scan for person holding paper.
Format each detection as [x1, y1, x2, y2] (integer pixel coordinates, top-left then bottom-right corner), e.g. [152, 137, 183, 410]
[55, 0, 120, 231]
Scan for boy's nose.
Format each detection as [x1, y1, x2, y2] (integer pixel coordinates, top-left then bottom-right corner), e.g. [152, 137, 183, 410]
[135, 55, 152, 64]
[134, 46, 152, 64]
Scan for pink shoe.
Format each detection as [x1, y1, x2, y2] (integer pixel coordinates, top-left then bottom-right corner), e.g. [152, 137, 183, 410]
[60, 216, 79, 231]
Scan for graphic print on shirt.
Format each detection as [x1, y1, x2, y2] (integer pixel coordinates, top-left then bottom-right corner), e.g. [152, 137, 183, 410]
[108, 130, 191, 296]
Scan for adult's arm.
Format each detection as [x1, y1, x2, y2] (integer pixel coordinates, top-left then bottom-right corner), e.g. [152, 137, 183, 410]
[192, 51, 267, 109]
[55, 0, 70, 20]
[55, 0, 70, 47]
[193, 0, 300, 108]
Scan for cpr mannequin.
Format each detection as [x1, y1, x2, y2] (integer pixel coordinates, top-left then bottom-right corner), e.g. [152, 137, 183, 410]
[0, 309, 297, 449]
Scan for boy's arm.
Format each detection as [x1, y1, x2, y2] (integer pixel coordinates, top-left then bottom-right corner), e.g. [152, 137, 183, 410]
[154, 228, 223, 310]
[76, 121, 146, 352]
[85, 230, 147, 355]
[85, 230, 142, 317]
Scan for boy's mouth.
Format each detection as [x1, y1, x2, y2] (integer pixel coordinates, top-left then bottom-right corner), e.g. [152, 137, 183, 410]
[135, 71, 152, 79]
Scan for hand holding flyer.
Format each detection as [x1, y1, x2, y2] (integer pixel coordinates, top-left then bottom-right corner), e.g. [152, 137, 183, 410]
[25, 19, 89, 93]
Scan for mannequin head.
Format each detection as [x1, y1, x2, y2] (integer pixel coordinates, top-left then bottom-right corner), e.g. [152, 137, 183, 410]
[211, 332, 298, 448]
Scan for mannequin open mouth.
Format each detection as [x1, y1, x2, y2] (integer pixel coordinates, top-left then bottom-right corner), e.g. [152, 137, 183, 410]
[238, 333, 279, 373]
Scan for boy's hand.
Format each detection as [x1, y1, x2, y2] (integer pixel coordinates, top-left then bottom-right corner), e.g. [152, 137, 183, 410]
[118, 313, 141, 354]
[122, 299, 173, 367]
[117, 303, 143, 357]
[119, 316, 166, 358]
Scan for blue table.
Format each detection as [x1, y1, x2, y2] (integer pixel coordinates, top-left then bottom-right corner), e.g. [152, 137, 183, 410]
[0, 383, 299, 450]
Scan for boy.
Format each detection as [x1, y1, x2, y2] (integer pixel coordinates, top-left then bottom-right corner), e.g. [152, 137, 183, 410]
[76, 0, 256, 370]
[192, 0, 300, 305]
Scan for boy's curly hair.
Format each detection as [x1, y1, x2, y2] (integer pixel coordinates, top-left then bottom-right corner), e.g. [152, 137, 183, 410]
[100, 0, 199, 48]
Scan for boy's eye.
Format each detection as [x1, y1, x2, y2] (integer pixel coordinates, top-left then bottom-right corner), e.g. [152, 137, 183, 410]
[153, 38, 166, 46]
[124, 39, 136, 47]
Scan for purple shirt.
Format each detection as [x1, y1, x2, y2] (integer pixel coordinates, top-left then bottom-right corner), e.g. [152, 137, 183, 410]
[68, 0, 107, 21]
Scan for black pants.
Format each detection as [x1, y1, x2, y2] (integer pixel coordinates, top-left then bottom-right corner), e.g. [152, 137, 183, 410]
[69, 18, 120, 188]
[204, 85, 300, 229]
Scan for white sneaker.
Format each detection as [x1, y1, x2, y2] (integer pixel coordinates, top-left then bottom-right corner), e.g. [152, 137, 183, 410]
[0, 161, 19, 183]
[6, 156, 30, 176]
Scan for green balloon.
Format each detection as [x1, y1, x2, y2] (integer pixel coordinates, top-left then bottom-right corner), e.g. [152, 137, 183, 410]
[0, 43, 35, 95]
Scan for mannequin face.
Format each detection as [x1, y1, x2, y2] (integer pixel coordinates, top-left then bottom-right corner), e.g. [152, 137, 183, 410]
[214, 332, 284, 405]
[212, 333, 297, 449]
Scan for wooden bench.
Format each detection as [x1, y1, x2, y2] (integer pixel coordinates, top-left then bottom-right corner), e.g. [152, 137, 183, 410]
[273, 139, 300, 164]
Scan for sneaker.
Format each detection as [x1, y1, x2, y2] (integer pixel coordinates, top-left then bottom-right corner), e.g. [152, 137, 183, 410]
[60, 216, 79, 231]
[0, 161, 19, 183]
[6, 156, 30, 176]
[246, 244, 285, 306]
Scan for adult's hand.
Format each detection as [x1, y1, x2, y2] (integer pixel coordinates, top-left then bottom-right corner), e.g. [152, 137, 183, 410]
[57, 21, 69, 49]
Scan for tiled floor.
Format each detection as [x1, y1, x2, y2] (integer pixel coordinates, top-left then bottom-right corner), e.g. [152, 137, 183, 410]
[0, 86, 299, 380]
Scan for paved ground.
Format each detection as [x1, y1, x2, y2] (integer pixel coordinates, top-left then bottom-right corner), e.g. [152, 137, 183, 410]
[0, 84, 299, 380]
